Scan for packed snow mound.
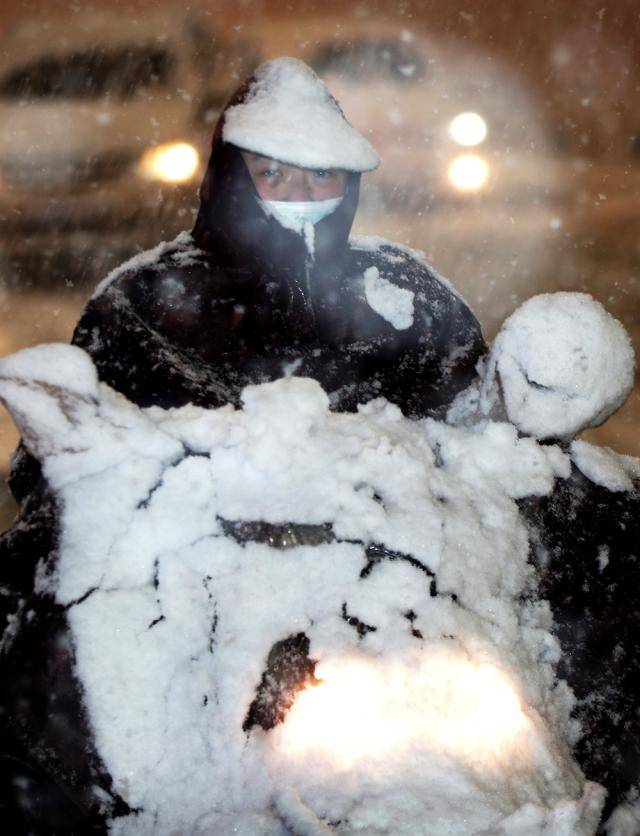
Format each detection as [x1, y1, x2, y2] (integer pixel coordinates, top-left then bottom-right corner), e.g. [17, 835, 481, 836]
[482, 293, 635, 439]
[0, 345, 606, 835]
[223, 57, 380, 172]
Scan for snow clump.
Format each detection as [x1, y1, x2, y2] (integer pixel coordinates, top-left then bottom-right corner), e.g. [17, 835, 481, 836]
[480, 293, 635, 439]
[364, 265, 415, 329]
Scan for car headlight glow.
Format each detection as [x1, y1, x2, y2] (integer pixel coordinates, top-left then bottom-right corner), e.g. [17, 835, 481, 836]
[140, 142, 200, 183]
[448, 154, 490, 192]
[449, 112, 488, 146]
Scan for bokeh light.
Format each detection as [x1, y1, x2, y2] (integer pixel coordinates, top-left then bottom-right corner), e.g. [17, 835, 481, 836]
[140, 142, 200, 183]
[448, 154, 490, 191]
[449, 112, 488, 146]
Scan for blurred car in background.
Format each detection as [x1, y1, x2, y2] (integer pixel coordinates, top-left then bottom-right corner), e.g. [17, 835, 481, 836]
[0, 11, 258, 287]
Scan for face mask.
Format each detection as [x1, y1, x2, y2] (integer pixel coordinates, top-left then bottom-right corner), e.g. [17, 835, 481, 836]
[261, 196, 343, 230]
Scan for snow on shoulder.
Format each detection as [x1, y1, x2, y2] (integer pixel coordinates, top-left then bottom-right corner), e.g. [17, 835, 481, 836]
[223, 57, 380, 172]
[351, 234, 466, 302]
[364, 266, 415, 329]
[482, 293, 635, 439]
[89, 231, 198, 300]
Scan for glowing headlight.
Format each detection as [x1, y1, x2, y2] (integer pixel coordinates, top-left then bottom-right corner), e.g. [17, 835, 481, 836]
[140, 142, 199, 183]
[276, 655, 527, 769]
[449, 112, 488, 146]
[448, 154, 490, 192]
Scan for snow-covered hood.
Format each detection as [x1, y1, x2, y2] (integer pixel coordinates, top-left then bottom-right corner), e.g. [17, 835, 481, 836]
[223, 57, 380, 172]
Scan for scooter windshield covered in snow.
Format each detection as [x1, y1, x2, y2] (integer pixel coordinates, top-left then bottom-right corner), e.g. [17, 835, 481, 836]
[1, 57, 639, 835]
[0, 339, 607, 834]
[0, 290, 638, 833]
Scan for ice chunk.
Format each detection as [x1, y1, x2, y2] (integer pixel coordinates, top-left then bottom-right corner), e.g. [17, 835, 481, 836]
[223, 57, 380, 172]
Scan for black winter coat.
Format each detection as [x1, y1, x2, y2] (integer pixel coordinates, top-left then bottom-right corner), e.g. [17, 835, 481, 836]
[71, 122, 485, 419]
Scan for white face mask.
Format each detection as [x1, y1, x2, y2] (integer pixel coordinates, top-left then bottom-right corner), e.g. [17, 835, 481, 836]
[261, 196, 343, 230]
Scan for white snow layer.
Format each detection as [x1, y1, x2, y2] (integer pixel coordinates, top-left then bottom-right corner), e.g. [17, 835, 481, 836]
[481, 293, 635, 439]
[570, 440, 635, 492]
[364, 266, 415, 329]
[603, 796, 640, 836]
[0, 345, 609, 836]
[223, 57, 380, 172]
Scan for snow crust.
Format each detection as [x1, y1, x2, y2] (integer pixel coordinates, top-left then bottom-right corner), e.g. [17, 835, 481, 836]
[570, 440, 635, 492]
[481, 293, 635, 439]
[0, 345, 608, 835]
[364, 266, 415, 329]
[223, 57, 380, 172]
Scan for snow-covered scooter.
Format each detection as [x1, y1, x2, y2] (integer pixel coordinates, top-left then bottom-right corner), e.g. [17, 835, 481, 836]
[0, 293, 637, 835]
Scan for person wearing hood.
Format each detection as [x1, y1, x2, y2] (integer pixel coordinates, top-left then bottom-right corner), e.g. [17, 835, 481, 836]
[70, 57, 485, 418]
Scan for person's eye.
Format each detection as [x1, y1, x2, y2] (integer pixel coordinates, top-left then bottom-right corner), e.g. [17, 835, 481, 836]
[313, 169, 336, 180]
[261, 168, 282, 179]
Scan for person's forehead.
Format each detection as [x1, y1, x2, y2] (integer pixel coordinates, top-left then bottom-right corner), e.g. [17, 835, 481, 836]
[242, 151, 270, 163]
[240, 150, 340, 174]
[242, 151, 303, 170]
